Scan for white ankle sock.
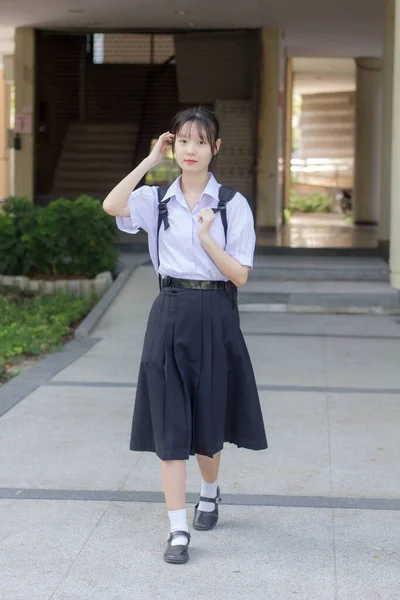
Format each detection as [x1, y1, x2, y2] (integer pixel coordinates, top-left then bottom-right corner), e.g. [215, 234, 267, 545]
[198, 479, 218, 512]
[168, 508, 189, 546]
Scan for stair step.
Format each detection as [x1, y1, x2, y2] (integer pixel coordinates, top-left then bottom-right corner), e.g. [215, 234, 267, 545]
[53, 174, 125, 185]
[55, 166, 130, 178]
[250, 256, 390, 282]
[62, 141, 134, 153]
[59, 154, 133, 166]
[69, 123, 138, 134]
[53, 177, 125, 190]
[52, 187, 111, 197]
[239, 292, 400, 309]
[65, 131, 138, 143]
[250, 267, 389, 282]
[55, 163, 132, 175]
[51, 117, 162, 196]
[238, 280, 400, 309]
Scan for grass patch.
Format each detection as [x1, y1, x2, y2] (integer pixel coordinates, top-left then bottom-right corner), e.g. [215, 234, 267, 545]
[0, 291, 97, 382]
[289, 191, 332, 213]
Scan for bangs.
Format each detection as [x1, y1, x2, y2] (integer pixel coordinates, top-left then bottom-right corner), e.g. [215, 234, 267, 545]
[171, 106, 219, 149]
[177, 120, 212, 145]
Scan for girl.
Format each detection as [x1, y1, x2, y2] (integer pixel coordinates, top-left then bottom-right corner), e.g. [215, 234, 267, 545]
[103, 106, 268, 565]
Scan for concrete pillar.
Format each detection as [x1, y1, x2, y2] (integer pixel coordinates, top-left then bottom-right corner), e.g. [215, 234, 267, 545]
[0, 69, 9, 199]
[390, 0, 400, 288]
[284, 57, 293, 210]
[0, 55, 14, 199]
[256, 29, 282, 230]
[379, 0, 395, 246]
[14, 27, 34, 199]
[353, 58, 382, 225]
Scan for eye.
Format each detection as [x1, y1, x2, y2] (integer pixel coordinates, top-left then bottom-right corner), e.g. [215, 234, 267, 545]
[180, 139, 186, 144]
[199, 140, 205, 146]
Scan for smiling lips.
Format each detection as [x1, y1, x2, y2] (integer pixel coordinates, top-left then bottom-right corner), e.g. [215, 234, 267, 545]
[185, 160, 197, 164]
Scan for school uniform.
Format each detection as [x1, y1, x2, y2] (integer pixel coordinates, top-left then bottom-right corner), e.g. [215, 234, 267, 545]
[116, 172, 268, 461]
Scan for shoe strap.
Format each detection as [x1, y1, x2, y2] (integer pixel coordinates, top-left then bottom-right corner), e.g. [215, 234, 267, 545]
[168, 530, 191, 544]
[199, 487, 221, 504]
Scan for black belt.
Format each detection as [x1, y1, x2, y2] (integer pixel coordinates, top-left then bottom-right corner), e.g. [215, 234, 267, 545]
[161, 276, 230, 291]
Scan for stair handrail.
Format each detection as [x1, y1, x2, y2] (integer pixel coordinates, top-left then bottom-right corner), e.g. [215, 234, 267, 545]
[132, 47, 176, 178]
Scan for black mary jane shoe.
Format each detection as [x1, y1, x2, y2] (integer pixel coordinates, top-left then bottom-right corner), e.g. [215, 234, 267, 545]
[163, 530, 191, 564]
[193, 486, 221, 531]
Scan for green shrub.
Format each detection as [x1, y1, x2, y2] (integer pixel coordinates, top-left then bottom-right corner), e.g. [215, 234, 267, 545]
[0, 215, 23, 275]
[0, 197, 37, 275]
[1, 195, 35, 219]
[0, 291, 96, 364]
[289, 191, 332, 213]
[0, 213, 36, 275]
[0, 195, 118, 278]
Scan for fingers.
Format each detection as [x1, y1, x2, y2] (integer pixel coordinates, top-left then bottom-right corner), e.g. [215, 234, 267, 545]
[198, 207, 215, 222]
[160, 131, 174, 143]
[158, 132, 174, 154]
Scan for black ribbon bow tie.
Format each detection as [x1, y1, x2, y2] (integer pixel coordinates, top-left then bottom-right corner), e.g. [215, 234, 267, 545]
[158, 198, 171, 230]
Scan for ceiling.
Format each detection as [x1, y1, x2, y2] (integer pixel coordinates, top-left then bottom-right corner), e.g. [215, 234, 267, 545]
[0, 0, 384, 60]
[292, 57, 356, 94]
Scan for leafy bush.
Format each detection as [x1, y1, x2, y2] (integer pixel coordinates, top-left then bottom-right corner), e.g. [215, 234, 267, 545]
[0, 195, 118, 278]
[0, 197, 36, 275]
[1, 195, 36, 219]
[0, 215, 26, 275]
[289, 192, 332, 213]
[0, 291, 96, 366]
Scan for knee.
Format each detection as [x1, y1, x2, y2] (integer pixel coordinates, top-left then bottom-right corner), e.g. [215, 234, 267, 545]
[160, 459, 186, 467]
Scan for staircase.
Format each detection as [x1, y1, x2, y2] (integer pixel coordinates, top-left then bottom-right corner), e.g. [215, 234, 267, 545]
[238, 256, 400, 314]
[52, 123, 138, 198]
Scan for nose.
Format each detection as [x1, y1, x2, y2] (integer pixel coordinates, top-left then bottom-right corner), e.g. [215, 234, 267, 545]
[186, 142, 196, 156]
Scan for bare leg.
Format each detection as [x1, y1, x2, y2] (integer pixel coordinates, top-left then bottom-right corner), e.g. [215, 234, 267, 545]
[160, 460, 186, 510]
[161, 460, 190, 554]
[196, 451, 221, 484]
[194, 452, 221, 525]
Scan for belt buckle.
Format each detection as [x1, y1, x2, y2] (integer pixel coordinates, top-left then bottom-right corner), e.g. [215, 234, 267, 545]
[164, 276, 171, 287]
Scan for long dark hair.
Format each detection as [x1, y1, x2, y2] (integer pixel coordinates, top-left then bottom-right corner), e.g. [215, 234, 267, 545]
[171, 106, 220, 161]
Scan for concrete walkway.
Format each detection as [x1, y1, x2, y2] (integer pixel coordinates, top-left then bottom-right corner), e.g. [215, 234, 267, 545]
[1, 258, 400, 600]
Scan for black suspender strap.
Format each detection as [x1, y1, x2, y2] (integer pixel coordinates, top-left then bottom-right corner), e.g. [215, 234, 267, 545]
[212, 185, 237, 244]
[156, 185, 170, 290]
[213, 186, 238, 308]
[156, 183, 238, 292]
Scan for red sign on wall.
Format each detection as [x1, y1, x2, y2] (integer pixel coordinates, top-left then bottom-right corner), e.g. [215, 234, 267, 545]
[15, 114, 32, 134]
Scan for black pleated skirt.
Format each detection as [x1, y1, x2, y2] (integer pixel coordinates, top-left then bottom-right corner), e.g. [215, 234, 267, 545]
[130, 285, 268, 460]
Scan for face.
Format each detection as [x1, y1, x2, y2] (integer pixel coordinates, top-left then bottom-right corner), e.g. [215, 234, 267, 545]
[174, 122, 221, 173]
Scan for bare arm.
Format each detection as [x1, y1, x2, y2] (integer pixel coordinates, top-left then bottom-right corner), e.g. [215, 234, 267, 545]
[197, 207, 249, 287]
[102, 132, 174, 217]
[198, 232, 249, 287]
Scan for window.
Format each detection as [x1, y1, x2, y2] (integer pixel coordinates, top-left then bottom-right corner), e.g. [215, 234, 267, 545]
[92, 34, 175, 65]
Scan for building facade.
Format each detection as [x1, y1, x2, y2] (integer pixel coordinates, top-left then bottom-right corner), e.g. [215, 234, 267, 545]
[0, 0, 399, 288]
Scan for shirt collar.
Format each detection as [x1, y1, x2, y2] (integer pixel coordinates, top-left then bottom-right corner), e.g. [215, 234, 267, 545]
[162, 177, 179, 202]
[161, 172, 220, 204]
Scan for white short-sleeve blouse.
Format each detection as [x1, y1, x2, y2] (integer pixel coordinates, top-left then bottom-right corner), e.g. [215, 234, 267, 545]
[116, 173, 256, 281]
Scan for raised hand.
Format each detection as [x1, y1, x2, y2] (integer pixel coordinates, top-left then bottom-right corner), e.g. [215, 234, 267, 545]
[148, 132, 175, 167]
[197, 207, 215, 239]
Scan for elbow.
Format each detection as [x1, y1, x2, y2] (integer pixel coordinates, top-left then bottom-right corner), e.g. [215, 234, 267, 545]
[234, 267, 249, 288]
[102, 198, 114, 215]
